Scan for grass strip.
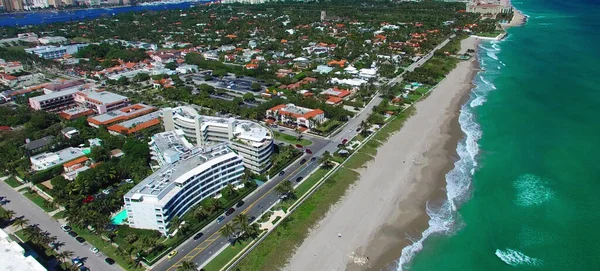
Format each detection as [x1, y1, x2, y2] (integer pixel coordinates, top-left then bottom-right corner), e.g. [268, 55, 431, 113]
[23, 192, 56, 212]
[4, 176, 22, 188]
[273, 132, 312, 146]
[203, 239, 253, 271]
[235, 168, 359, 271]
[343, 152, 374, 170]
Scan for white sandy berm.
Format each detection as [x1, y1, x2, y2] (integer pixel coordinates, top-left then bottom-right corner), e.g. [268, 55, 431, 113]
[286, 38, 479, 271]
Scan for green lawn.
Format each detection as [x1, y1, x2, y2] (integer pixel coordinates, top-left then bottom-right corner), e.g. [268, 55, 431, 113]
[203, 237, 258, 271]
[359, 139, 382, 156]
[4, 176, 22, 188]
[235, 168, 360, 271]
[52, 211, 65, 219]
[372, 107, 416, 143]
[23, 192, 57, 213]
[343, 152, 374, 170]
[273, 132, 312, 146]
[296, 168, 329, 198]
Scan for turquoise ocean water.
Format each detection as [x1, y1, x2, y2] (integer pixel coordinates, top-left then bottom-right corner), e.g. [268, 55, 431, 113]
[397, 0, 600, 270]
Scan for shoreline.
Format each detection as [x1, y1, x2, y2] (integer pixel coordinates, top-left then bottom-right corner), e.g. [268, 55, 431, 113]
[361, 56, 479, 271]
[286, 37, 480, 271]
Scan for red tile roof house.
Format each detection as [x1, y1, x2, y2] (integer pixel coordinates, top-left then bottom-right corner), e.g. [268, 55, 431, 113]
[266, 103, 325, 129]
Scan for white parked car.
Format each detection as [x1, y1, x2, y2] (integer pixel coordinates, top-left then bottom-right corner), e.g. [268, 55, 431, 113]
[90, 247, 99, 254]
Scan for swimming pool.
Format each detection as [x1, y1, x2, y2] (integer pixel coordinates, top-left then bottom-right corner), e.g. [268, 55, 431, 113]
[111, 209, 128, 225]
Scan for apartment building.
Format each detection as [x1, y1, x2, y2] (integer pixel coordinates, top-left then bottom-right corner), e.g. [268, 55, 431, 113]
[123, 144, 243, 235]
[162, 106, 274, 173]
[107, 111, 162, 135]
[74, 89, 130, 114]
[87, 103, 156, 128]
[266, 103, 326, 129]
[24, 44, 88, 59]
[29, 147, 86, 171]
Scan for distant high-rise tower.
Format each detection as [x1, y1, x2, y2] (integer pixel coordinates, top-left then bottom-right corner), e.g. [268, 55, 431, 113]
[12, 0, 23, 10]
[320, 10, 326, 21]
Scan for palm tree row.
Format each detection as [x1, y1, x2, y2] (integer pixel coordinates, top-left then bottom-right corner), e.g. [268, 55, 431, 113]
[218, 213, 262, 242]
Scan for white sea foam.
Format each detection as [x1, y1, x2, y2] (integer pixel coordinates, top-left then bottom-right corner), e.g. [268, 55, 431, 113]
[514, 174, 554, 207]
[395, 40, 502, 270]
[495, 248, 543, 267]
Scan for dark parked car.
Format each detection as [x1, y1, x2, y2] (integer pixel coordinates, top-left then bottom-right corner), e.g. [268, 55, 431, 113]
[105, 258, 115, 265]
[225, 207, 235, 216]
[68, 231, 78, 237]
[300, 159, 307, 165]
[279, 171, 285, 176]
[193, 232, 204, 240]
[296, 176, 303, 182]
[295, 144, 303, 149]
[311, 157, 316, 162]
[305, 148, 312, 154]
[75, 237, 85, 243]
[249, 216, 256, 223]
[236, 200, 245, 208]
[342, 139, 348, 145]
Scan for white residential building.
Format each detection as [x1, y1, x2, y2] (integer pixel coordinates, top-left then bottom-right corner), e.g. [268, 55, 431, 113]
[29, 147, 86, 171]
[0, 229, 46, 271]
[162, 106, 274, 173]
[266, 103, 326, 129]
[123, 144, 243, 235]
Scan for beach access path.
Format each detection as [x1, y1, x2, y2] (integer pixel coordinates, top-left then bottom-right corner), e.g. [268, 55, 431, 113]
[286, 38, 479, 271]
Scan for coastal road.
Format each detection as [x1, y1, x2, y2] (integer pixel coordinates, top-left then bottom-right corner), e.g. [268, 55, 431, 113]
[154, 34, 457, 271]
[387, 35, 455, 86]
[154, 94, 381, 270]
[0, 179, 122, 271]
[152, 159, 321, 271]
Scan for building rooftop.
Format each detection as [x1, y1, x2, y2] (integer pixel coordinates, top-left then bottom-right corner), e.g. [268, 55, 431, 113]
[30, 147, 86, 170]
[29, 87, 81, 103]
[25, 135, 55, 151]
[58, 106, 95, 119]
[76, 89, 129, 106]
[268, 103, 325, 119]
[0, 229, 46, 271]
[124, 144, 234, 204]
[88, 103, 156, 126]
[107, 111, 162, 134]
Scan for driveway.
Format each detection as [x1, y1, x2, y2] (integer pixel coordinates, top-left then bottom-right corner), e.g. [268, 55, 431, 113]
[0, 179, 123, 271]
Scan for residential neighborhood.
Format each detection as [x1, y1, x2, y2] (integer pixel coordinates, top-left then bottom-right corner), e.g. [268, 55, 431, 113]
[0, 0, 510, 270]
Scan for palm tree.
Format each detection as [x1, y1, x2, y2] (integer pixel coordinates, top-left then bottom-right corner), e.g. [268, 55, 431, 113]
[2, 209, 16, 222]
[319, 151, 333, 169]
[177, 261, 199, 271]
[194, 207, 209, 222]
[13, 217, 29, 230]
[57, 250, 74, 264]
[359, 120, 370, 135]
[218, 223, 237, 240]
[233, 214, 249, 232]
[275, 181, 294, 199]
[210, 198, 222, 212]
[246, 223, 261, 238]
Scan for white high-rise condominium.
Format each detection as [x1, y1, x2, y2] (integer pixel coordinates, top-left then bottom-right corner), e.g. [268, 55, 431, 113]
[162, 106, 274, 173]
[124, 144, 243, 235]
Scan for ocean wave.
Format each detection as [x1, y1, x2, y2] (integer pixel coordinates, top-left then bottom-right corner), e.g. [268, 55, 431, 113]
[514, 174, 554, 207]
[395, 40, 499, 270]
[495, 248, 543, 267]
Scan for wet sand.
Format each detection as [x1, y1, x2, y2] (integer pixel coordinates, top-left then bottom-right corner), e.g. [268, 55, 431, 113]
[286, 38, 480, 271]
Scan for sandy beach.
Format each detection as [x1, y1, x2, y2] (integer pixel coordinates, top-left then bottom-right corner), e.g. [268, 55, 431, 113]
[502, 0, 527, 27]
[286, 38, 479, 271]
